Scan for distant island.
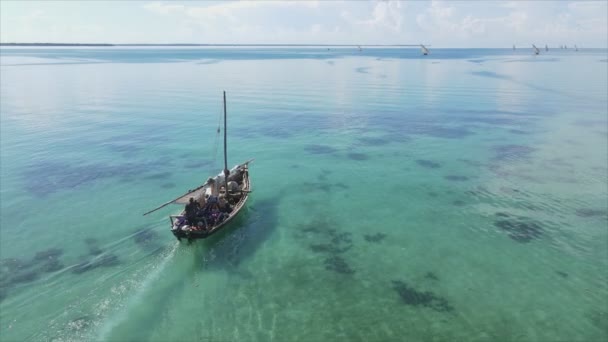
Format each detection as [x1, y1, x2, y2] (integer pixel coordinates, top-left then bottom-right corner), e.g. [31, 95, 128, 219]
[1, 43, 421, 47]
[1, 43, 114, 46]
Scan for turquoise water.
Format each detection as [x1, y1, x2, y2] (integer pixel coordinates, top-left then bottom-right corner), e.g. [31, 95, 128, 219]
[1, 47, 607, 341]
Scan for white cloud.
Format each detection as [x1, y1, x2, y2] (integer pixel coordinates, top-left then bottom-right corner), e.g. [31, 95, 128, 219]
[143, 2, 185, 15]
[2, 1, 606, 46]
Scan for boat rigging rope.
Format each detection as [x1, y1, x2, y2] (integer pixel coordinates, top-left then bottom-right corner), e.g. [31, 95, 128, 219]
[210, 108, 222, 167]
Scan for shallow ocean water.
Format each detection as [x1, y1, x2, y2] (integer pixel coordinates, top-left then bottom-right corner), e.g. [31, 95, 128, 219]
[1, 47, 607, 341]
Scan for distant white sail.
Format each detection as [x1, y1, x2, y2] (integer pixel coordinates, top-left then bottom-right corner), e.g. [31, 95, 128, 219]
[358, 45, 362, 52]
[420, 44, 429, 55]
[532, 44, 540, 55]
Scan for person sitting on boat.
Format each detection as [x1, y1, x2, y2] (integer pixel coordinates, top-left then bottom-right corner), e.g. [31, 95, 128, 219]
[218, 186, 231, 212]
[208, 207, 227, 226]
[205, 195, 219, 210]
[195, 220, 207, 231]
[198, 194, 209, 209]
[185, 197, 199, 225]
[200, 195, 220, 222]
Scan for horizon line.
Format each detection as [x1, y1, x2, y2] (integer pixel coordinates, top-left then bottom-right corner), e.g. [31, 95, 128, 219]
[1, 43, 602, 48]
[0, 43, 424, 47]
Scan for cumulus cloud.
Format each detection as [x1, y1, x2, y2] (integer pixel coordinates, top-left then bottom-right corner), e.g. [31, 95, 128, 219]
[143, 2, 185, 15]
[1, 0, 606, 46]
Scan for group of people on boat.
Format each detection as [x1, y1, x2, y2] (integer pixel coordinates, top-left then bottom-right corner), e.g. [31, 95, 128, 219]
[180, 178, 242, 232]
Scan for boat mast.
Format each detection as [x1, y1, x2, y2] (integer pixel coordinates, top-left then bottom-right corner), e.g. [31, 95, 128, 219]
[223, 91, 229, 189]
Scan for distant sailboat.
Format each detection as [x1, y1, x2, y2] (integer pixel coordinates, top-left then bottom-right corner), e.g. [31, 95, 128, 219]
[575, 45, 578, 51]
[532, 44, 540, 55]
[513, 44, 516, 50]
[545, 44, 548, 52]
[565, 45, 568, 49]
[420, 44, 429, 56]
[358, 45, 362, 52]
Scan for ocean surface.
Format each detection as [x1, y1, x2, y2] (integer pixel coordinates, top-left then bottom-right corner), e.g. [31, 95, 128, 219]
[1, 47, 607, 341]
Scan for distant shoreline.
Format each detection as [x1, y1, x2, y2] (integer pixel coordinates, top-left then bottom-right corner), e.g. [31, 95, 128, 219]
[1, 43, 115, 47]
[1, 43, 604, 48]
[0, 43, 420, 47]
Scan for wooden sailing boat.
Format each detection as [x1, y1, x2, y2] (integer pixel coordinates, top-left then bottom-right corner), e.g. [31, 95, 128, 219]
[420, 44, 429, 56]
[144, 91, 253, 241]
[532, 44, 540, 55]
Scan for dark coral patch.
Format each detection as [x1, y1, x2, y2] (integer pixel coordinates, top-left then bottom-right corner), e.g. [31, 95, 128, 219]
[297, 217, 355, 273]
[444, 175, 469, 181]
[34, 248, 63, 261]
[308, 230, 353, 254]
[300, 225, 322, 234]
[575, 208, 608, 218]
[143, 172, 171, 180]
[555, 271, 569, 278]
[72, 254, 120, 274]
[334, 182, 349, 190]
[0, 258, 36, 273]
[84, 238, 98, 245]
[95, 254, 120, 267]
[310, 243, 351, 254]
[40, 259, 64, 273]
[331, 232, 353, 245]
[72, 262, 93, 274]
[416, 160, 441, 169]
[24, 160, 167, 196]
[84, 238, 103, 255]
[11, 270, 40, 284]
[304, 144, 337, 154]
[458, 158, 484, 167]
[424, 272, 439, 281]
[452, 200, 466, 206]
[358, 137, 389, 146]
[300, 181, 349, 194]
[494, 218, 543, 243]
[88, 246, 103, 256]
[133, 228, 159, 246]
[364, 233, 387, 243]
[509, 129, 530, 135]
[499, 187, 528, 196]
[324, 256, 355, 274]
[391, 280, 453, 312]
[347, 152, 369, 161]
[493, 145, 536, 161]
[424, 127, 471, 139]
[427, 192, 439, 197]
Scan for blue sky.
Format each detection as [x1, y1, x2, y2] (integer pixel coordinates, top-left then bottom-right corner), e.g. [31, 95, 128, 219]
[1, 1, 606, 47]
